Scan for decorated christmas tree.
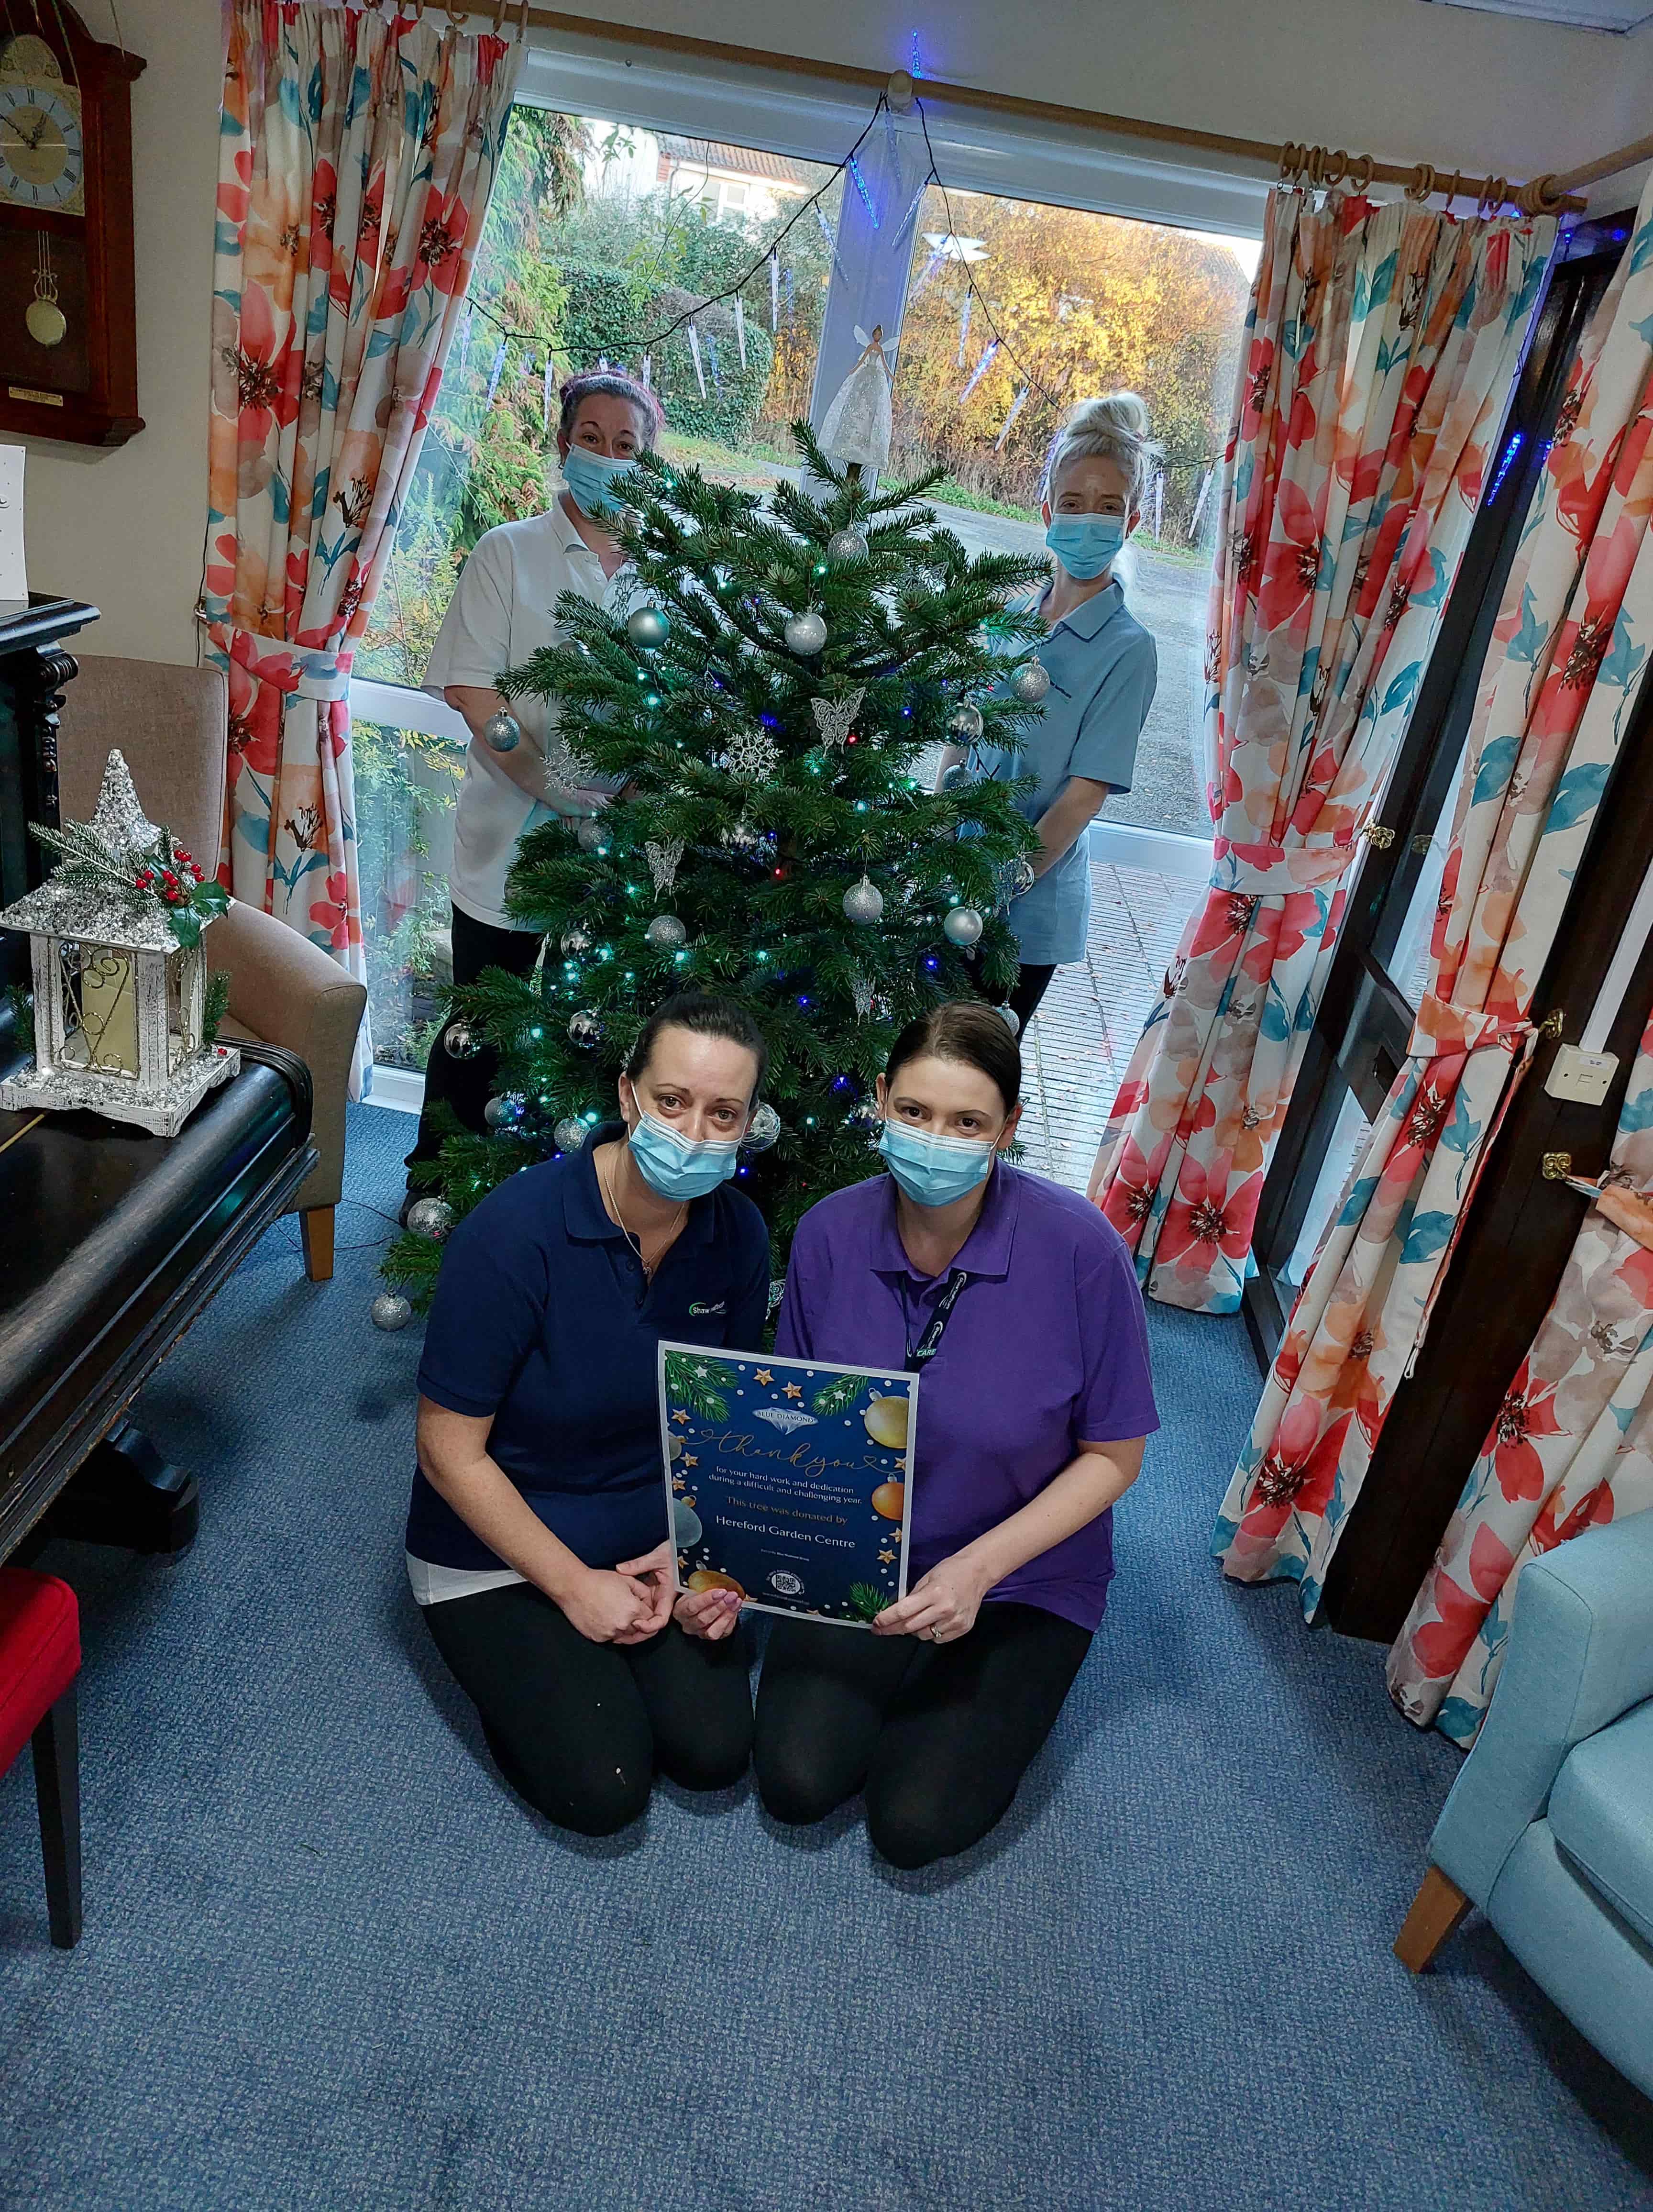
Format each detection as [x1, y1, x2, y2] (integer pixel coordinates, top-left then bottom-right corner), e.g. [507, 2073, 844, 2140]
[384, 425, 1052, 1305]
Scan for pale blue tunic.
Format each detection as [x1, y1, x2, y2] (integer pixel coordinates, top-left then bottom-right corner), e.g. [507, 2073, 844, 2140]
[978, 580, 1158, 966]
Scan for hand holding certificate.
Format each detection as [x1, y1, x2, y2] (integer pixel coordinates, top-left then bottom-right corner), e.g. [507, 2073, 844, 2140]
[658, 1345, 918, 1627]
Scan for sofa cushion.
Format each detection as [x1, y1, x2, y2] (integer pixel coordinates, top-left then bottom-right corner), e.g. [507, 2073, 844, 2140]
[1550, 1696, 1653, 1949]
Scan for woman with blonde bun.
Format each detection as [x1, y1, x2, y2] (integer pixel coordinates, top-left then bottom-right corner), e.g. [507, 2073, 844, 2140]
[941, 392, 1161, 1035]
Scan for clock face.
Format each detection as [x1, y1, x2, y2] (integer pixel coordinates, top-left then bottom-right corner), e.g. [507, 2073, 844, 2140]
[0, 77, 83, 214]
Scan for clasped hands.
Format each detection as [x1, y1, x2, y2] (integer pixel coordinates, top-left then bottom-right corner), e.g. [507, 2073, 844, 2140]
[557, 1541, 741, 1646]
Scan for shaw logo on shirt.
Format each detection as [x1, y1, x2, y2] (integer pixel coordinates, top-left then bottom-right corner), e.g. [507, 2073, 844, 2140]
[688, 1299, 726, 1315]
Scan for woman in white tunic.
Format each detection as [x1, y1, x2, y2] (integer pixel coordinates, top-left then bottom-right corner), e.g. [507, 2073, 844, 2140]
[403, 369, 662, 1202]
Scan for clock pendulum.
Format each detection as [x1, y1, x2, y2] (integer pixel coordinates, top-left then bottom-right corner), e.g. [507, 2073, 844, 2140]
[25, 231, 64, 348]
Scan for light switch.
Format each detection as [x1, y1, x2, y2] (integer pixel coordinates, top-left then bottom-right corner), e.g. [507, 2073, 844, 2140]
[1546, 1045, 1619, 1106]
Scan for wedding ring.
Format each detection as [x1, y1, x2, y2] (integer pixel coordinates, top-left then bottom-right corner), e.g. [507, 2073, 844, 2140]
[930, 1625, 945, 1642]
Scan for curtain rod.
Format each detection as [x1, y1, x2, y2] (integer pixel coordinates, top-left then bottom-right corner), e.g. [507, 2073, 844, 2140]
[513, 8, 1586, 218]
[1553, 134, 1653, 195]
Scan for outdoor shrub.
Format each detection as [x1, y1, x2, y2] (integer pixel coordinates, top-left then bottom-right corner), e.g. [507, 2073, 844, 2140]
[644, 285, 774, 447]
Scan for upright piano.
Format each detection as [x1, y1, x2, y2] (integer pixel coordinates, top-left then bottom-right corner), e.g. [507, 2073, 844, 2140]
[0, 599, 315, 1560]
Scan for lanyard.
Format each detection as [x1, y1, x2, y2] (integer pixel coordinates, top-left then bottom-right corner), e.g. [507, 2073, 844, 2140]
[904, 1268, 971, 1371]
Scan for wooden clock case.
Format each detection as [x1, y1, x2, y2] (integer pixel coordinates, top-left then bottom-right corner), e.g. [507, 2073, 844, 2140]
[0, 2, 143, 449]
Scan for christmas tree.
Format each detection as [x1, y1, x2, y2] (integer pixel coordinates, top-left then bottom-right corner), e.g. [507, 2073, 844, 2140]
[384, 425, 1051, 1305]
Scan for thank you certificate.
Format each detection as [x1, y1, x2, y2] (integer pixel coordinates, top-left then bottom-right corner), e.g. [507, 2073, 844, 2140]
[657, 1344, 918, 1627]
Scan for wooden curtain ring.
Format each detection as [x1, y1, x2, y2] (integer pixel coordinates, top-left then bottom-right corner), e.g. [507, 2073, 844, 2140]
[1479, 177, 1509, 217]
[1348, 153, 1374, 193]
[1406, 163, 1436, 204]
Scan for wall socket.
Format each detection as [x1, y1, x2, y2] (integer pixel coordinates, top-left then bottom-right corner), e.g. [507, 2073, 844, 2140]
[1545, 1044, 1619, 1106]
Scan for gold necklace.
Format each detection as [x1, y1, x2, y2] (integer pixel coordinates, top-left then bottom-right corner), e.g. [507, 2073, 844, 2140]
[600, 1146, 685, 1279]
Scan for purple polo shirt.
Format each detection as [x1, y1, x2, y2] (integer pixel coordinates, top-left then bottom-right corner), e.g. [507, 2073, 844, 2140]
[774, 1162, 1158, 1630]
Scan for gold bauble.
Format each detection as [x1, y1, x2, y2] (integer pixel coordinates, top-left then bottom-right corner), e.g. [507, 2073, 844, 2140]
[870, 1480, 905, 1523]
[685, 1569, 745, 1597]
[863, 1395, 909, 1449]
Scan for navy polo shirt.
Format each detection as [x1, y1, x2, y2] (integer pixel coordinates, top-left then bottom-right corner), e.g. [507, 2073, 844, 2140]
[407, 1126, 771, 1574]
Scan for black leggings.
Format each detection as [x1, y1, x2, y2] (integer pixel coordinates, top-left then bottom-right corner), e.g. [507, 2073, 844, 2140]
[754, 1602, 1091, 1869]
[965, 953, 1060, 1035]
[422, 1582, 754, 1836]
[405, 906, 542, 1172]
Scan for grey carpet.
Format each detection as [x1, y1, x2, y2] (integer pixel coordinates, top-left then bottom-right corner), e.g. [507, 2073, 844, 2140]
[1, 1103, 1649, 2211]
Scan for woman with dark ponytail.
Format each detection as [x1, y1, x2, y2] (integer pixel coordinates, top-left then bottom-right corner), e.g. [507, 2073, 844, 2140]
[753, 1002, 1158, 1869]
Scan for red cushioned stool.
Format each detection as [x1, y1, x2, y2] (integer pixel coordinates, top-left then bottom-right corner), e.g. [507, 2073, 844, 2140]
[0, 1568, 81, 1947]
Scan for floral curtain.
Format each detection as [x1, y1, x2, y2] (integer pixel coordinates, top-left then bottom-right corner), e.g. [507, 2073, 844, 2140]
[1090, 188, 1555, 1315]
[1387, 1001, 1653, 1742]
[204, 0, 520, 1048]
[1215, 172, 1653, 1615]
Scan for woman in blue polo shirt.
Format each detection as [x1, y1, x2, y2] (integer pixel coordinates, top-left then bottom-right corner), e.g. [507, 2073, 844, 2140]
[753, 1001, 1158, 1869]
[941, 392, 1160, 1036]
[409, 993, 770, 1836]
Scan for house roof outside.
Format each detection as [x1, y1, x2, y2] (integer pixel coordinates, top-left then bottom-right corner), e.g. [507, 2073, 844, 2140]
[655, 135, 814, 193]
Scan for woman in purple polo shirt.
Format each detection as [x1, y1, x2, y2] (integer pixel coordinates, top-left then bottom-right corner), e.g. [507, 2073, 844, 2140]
[753, 1001, 1157, 1869]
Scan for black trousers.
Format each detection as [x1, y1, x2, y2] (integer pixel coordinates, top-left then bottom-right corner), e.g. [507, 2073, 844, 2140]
[753, 1602, 1091, 1869]
[405, 905, 542, 1172]
[965, 953, 1060, 1036]
[422, 1582, 755, 1836]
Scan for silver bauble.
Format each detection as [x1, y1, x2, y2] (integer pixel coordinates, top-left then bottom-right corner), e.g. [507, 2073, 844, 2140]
[443, 1020, 481, 1060]
[950, 702, 984, 741]
[552, 1116, 589, 1152]
[783, 608, 827, 655]
[482, 709, 522, 752]
[370, 1292, 413, 1332]
[405, 1197, 455, 1242]
[560, 924, 593, 956]
[567, 1009, 605, 1048]
[1005, 856, 1037, 899]
[645, 913, 687, 950]
[1010, 659, 1051, 704]
[743, 1102, 781, 1152]
[575, 816, 608, 854]
[842, 874, 884, 925]
[672, 1499, 704, 1548]
[826, 526, 869, 564]
[939, 761, 970, 793]
[997, 1004, 1021, 1035]
[627, 605, 670, 648]
[483, 1093, 523, 1129]
[942, 904, 985, 948]
[721, 821, 762, 853]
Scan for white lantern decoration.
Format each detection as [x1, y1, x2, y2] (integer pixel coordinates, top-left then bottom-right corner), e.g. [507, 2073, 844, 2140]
[0, 750, 239, 1137]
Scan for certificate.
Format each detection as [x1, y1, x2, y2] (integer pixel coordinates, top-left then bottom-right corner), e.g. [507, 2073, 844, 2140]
[657, 1343, 917, 1627]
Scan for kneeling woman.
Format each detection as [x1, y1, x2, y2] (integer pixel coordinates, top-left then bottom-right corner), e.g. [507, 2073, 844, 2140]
[756, 1003, 1157, 1869]
[409, 994, 770, 1836]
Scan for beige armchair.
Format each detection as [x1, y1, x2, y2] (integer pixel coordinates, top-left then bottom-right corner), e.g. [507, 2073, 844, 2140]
[53, 655, 367, 1282]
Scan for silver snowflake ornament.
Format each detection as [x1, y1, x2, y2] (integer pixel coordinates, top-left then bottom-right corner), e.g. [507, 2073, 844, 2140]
[726, 728, 782, 783]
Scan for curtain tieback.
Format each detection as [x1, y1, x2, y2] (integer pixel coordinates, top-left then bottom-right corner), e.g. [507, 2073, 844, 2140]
[1406, 994, 1562, 1059]
[1210, 835, 1363, 894]
[202, 619, 354, 703]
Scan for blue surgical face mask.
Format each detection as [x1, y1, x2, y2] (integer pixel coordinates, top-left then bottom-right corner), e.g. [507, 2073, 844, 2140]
[628, 1108, 741, 1201]
[879, 1117, 997, 1207]
[562, 445, 634, 519]
[1045, 513, 1125, 580]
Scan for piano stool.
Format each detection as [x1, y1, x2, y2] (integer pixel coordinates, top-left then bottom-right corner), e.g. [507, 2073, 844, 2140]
[0, 1567, 81, 1948]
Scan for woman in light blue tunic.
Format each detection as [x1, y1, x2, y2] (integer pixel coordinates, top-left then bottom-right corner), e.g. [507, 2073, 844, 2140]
[942, 393, 1161, 1035]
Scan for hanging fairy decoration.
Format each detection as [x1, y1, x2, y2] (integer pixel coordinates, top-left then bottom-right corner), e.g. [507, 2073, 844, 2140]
[817, 323, 893, 475]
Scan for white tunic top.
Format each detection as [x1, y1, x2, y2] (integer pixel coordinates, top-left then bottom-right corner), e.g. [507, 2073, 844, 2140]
[423, 500, 630, 930]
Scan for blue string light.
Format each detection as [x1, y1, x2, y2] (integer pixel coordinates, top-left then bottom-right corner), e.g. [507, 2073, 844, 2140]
[1488, 429, 1524, 504]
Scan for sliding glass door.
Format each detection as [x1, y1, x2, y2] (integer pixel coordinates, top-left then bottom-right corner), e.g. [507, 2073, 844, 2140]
[1243, 223, 1628, 1367]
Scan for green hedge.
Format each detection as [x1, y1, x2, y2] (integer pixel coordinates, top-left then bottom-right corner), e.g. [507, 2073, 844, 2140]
[554, 262, 775, 450]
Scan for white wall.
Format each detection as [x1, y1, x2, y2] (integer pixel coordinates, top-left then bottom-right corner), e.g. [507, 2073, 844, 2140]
[21, 0, 1653, 669]
[23, 0, 220, 664]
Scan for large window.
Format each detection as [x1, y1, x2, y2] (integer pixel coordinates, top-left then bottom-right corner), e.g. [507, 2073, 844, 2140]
[351, 96, 1254, 1097]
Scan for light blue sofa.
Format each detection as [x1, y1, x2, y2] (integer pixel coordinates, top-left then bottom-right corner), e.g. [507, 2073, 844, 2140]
[1395, 1511, 1653, 2097]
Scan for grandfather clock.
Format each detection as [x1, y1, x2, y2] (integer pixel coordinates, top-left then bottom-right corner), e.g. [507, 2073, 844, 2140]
[0, 3, 142, 447]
